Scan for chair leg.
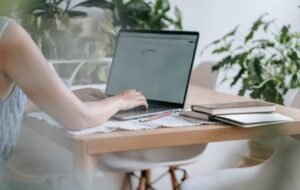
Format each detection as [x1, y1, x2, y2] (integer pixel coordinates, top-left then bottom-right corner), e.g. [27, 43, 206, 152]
[137, 171, 146, 190]
[169, 167, 179, 190]
[145, 170, 152, 190]
[169, 166, 189, 190]
[124, 167, 189, 190]
[121, 172, 133, 190]
[137, 170, 155, 190]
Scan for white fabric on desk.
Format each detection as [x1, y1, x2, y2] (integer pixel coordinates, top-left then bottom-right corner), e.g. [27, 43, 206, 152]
[26, 112, 218, 136]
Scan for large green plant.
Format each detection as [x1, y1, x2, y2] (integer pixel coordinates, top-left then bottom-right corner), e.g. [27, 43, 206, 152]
[18, 0, 182, 58]
[16, 0, 182, 84]
[73, 0, 183, 83]
[74, 0, 182, 57]
[206, 14, 300, 105]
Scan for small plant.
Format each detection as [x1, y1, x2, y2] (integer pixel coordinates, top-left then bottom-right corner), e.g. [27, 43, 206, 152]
[205, 14, 300, 105]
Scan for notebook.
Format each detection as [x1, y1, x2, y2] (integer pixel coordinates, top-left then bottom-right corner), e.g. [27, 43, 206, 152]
[105, 30, 199, 120]
[192, 101, 275, 115]
[214, 113, 292, 128]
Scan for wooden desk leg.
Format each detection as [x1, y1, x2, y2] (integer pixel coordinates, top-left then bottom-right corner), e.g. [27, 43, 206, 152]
[72, 142, 98, 190]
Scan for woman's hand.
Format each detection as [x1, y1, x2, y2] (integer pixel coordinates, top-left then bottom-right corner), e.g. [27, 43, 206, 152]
[73, 88, 107, 102]
[116, 90, 148, 111]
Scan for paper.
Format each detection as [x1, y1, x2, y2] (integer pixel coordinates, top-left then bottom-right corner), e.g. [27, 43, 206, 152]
[145, 114, 219, 128]
[68, 126, 114, 136]
[26, 112, 218, 136]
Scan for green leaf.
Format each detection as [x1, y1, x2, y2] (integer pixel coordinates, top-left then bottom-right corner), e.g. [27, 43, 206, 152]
[212, 64, 219, 71]
[74, 0, 114, 10]
[174, 6, 182, 29]
[279, 25, 291, 44]
[263, 19, 275, 32]
[65, 10, 88, 18]
[253, 39, 275, 49]
[212, 43, 232, 54]
[252, 58, 263, 82]
[214, 55, 232, 70]
[238, 86, 247, 96]
[245, 31, 255, 43]
[245, 13, 268, 43]
[287, 50, 299, 62]
[290, 74, 299, 88]
[230, 68, 245, 87]
[223, 26, 239, 39]
[154, 0, 170, 14]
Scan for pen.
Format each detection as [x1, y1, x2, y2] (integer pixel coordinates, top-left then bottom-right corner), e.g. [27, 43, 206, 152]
[139, 111, 173, 123]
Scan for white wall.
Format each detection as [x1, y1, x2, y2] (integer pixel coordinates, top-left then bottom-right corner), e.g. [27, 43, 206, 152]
[169, 0, 300, 64]
[71, 0, 300, 64]
[167, 0, 300, 97]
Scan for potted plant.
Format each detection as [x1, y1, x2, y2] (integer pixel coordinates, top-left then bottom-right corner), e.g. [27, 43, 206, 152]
[14, 0, 183, 84]
[204, 14, 300, 105]
[74, 0, 182, 57]
[204, 14, 300, 167]
[72, 0, 183, 84]
[17, 0, 90, 59]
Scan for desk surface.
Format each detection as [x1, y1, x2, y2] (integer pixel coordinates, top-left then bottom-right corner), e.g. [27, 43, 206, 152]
[24, 85, 300, 156]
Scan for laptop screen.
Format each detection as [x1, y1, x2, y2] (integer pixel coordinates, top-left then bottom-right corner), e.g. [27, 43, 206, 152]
[106, 30, 199, 105]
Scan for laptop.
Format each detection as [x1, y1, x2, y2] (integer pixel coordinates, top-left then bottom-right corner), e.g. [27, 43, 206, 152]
[105, 29, 199, 120]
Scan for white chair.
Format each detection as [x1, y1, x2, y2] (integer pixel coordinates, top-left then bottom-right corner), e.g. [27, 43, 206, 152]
[181, 87, 300, 190]
[98, 145, 207, 189]
[97, 62, 219, 190]
[190, 61, 219, 89]
[290, 90, 300, 108]
[181, 136, 300, 190]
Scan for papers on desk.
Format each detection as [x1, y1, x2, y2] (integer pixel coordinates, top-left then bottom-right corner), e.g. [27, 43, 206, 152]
[145, 114, 219, 128]
[26, 112, 218, 136]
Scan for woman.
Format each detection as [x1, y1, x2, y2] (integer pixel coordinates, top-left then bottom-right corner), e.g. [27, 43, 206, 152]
[0, 15, 148, 176]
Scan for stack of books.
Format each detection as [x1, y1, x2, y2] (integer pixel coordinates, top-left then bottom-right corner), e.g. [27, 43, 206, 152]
[180, 101, 292, 128]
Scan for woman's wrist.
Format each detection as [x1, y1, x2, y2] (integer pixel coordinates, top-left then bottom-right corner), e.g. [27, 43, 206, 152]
[111, 95, 124, 111]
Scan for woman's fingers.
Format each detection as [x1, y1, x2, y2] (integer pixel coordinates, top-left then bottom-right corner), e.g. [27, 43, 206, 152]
[117, 89, 148, 110]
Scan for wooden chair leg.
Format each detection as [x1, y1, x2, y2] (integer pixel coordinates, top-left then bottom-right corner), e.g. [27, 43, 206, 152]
[145, 170, 151, 190]
[137, 171, 146, 190]
[138, 170, 154, 190]
[121, 172, 133, 190]
[169, 166, 179, 190]
[169, 166, 189, 190]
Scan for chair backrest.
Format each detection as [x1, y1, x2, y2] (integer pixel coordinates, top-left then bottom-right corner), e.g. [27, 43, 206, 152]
[190, 61, 218, 89]
[291, 89, 300, 108]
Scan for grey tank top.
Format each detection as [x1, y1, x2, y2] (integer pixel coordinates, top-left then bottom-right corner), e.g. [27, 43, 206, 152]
[0, 17, 27, 161]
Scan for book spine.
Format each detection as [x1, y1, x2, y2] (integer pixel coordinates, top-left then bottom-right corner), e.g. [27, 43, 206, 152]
[189, 108, 215, 121]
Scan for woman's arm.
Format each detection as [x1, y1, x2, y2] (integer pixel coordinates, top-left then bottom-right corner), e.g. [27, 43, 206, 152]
[1, 22, 147, 131]
[25, 88, 108, 113]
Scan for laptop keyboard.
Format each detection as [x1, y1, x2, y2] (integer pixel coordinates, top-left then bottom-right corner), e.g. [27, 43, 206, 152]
[122, 105, 169, 114]
[114, 104, 172, 120]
